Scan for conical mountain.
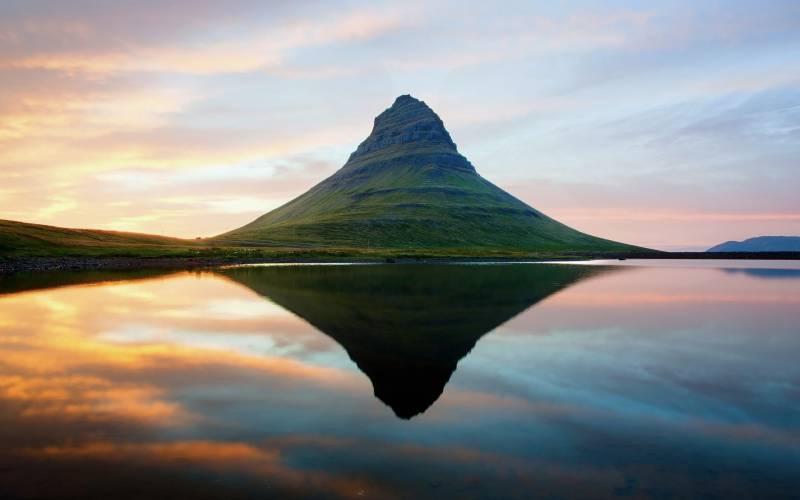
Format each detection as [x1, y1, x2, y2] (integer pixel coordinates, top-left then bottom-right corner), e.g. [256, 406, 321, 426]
[216, 95, 636, 253]
[219, 264, 615, 418]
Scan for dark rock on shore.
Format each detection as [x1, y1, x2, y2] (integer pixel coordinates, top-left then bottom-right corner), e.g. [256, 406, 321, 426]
[0, 257, 230, 274]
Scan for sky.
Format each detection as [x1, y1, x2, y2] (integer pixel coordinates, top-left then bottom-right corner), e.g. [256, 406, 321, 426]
[0, 0, 798, 250]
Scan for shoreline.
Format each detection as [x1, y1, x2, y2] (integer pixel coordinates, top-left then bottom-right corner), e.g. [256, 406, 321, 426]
[2, 252, 800, 274]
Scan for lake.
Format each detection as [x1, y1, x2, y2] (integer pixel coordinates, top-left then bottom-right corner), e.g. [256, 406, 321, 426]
[0, 260, 798, 499]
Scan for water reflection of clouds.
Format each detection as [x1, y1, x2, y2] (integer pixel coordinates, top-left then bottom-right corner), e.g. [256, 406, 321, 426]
[459, 266, 800, 435]
[89, 273, 344, 359]
[0, 266, 798, 498]
[0, 374, 188, 423]
[0, 273, 396, 496]
[17, 435, 634, 499]
[27, 440, 396, 499]
[0, 273, 367, 401]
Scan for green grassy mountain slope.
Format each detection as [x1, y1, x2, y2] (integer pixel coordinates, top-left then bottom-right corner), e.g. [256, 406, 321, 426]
[216, 95, 641, 254]
[0, 219, 195, 257]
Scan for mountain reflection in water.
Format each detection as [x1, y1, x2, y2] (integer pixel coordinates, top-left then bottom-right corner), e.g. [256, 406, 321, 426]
[218, 264, 610, 418]
[0, 262, 798, 499]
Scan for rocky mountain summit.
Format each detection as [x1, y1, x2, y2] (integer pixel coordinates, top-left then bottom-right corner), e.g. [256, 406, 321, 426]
[348, 94, 461, 161]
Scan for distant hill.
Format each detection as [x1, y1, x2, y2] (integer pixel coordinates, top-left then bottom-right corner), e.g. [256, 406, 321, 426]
[215, 95, 642, 255]
[707, 236, 800, 253]
[0, 219, 193, 257]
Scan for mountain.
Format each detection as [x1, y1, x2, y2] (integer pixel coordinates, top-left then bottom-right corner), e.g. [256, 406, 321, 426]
[707, 236, 800, 252]
[220, 263, 615, 419]
[215, 95, 640, 255]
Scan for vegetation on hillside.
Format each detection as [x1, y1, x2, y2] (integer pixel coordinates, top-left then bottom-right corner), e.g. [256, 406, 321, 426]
[0, 219, 201, 257]
[215, 96, 644, 254]
[0, 217, 640, 261]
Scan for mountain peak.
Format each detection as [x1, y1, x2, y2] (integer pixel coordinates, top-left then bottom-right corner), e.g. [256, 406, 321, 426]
[391, 94, 422, 107]
[348, 94, 457, 162]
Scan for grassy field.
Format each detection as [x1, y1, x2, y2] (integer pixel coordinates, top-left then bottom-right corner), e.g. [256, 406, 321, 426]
[0, 219, 201, 257]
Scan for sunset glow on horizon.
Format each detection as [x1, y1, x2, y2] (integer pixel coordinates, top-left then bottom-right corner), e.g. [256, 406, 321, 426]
[1, 1, 798, 250]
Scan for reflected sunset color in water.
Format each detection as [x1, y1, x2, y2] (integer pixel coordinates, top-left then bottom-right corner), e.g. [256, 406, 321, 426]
[0, 263, 798, 498]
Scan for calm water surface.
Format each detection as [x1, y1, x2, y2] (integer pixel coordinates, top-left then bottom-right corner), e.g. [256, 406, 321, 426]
[0, 261, 798, 499]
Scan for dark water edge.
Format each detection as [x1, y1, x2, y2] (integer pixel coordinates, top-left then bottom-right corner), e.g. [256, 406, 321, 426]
[2, 251, 799, 274]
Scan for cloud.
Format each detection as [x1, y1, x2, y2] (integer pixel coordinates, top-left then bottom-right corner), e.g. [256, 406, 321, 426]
[0, 2, 412, 75]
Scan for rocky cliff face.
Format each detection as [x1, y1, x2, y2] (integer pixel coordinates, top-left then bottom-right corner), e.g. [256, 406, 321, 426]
[348, 95, 458, 160]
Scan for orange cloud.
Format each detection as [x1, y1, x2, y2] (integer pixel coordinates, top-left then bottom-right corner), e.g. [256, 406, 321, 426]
[0, 273, 363, 437]
[0, 374, 187, 423]
[27, 439, 398, 499]
[1, 9, 410, 76]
